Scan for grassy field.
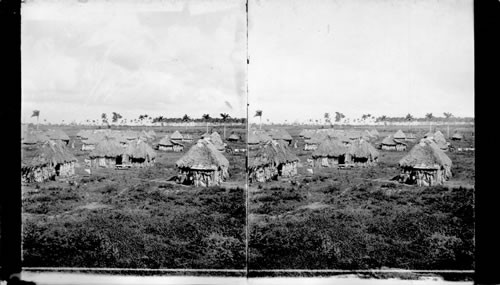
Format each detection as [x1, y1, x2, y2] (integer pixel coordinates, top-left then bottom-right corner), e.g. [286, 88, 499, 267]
[248, 126, 474, 271]
[22, 126, 247, 269]
[21, 124, 475, 274]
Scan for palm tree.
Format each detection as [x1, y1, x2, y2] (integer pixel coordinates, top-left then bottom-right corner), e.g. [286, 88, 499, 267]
[405, 113, 413, 132]
[425, 113, 434, 132]
[202, 114, 211, 134]
[443, 112, 453, 138]
[220, 113, 230, 139]
[255, 110, 263, 130]
[324, 112, 330, 128]
[182, 114, 191, 130]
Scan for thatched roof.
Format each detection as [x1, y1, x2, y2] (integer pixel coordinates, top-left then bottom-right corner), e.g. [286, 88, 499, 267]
[22, 131, 50, 145]
[452, 132, 463, 140]
[370, 129, 380, 137]
[125, 139, 156, 159]
[158, 135, 183, 147]
[381, 135, 407, 146]
[406, 133, 417, 139]
[399, 139, 452, 169]
[46, 129, 70, 141]
[76, 129, 92, 139]
[248, 131, 272, 145]
[305, 132, 328, 144]
[201, 132, 211, 139]
[208, 132, 225, 150]
[312, 138, 348, 158]
[268, 129, 293, 141]
[176, 139, 229, 170]
[90, 138, 124, 158]
[171, 131, 183, 140]
[348, 140, 379, 159]
[228, 133, 240, 140]
[250, 140, 299, 169]
[424, 131, 434, 138]
[23, 140, 77, 168]
[147, 130, 157, 138]
[394, 129, 406, 139]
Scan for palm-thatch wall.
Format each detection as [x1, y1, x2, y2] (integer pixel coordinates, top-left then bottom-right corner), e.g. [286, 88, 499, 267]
[176, 139, 229, 187]
[346, 140, 379, 166]
[394, 129, 406, 140]
[124, 139, 156, 167]
[381, 135, 407, 151]
[21, 141, 77, 183]
[157, 136, 184, 152]
[249, 141, 299, 182]
[398, 139, 452, 186]
[311, 139, 348, 167]
[227, 133, 240, 142]
[89, 138, 125, 168]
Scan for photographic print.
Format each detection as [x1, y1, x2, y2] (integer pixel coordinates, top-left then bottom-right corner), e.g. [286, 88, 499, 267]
[247, 0, 474, 279]
[21, 0, 247, 272]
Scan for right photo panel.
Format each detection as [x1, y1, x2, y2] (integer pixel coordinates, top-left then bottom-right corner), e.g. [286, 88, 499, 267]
[247, 0, 474, 277]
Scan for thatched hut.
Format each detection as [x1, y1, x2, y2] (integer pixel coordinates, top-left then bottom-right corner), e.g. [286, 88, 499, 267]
[182, 134, 194, 143]
[176, 139, 229, 187]
[432, 131, 449, 151]
[304, 132, 328, 151]
[248, 131, 272, 149]
[346, 139, 379, 166]
[123, 139, 156, 167]
[311, 138, 348, 167]
[157, 135, 184, 152]
[398, 139, 452, 186]
[406, 133, 417, 142]
[207, 132, 226, 151]
[370, 129, 380, 137]
[21, 140, 77, 183]
[171, 131, 183, 141]
[46, 129, 71, 145]
[394, 129, 406, 140]
[22, 131, 50, 146]
[227, 133, 241, 142]
[451, 132, 463, 141]
[89, 138, 125, 168]
[81, 133, 105, 151]
[268, 129, 293, 145]
[381, 135, 407, 151]
[248, 140, 299, 182]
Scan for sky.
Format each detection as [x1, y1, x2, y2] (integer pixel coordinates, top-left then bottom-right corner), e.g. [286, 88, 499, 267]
[248, 0, 474, 124]
[21, 0, 247, 124]
[22, 0, 474, 125]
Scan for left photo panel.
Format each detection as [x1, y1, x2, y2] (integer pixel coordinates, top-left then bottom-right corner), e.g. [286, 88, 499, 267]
[21, 0, 247, 272]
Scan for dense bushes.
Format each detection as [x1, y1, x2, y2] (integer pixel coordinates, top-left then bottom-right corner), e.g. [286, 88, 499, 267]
[249, 185, 474, 270]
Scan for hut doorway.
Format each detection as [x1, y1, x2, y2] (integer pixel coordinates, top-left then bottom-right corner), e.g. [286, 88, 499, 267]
[338, 155, 346, 164]
[116, 155, 123, 165]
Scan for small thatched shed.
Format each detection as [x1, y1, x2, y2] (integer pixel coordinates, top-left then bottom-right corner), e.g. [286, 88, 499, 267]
[381, 135, 407, 151]
[248, 131, 272, 149]
[22, 131, 50, 145]
[394, 129, 406, 140]
[182, 133, 194, 143]
[346, 139, 379, 166]
[304, 132, 328, 151]
[311, 138, 348, 167]
[207, 132, 226, 151]
[46, 129, 71, 145]
[398, 139, 452, 186]
[406, 133, 417, 142]
[176, 139, 229, 187]
[249, 140, 299, 182]
[22, 140, 77, 183]
[171, 131, 183, 141]
[227, 133, 241, 142]
[157, 135, 184, 152]
[89, 138, 125, 168]
[370, 129, 380, 137]
[451, 132, 463, 141]
[123, 139, 156, 167]
[268, 129, 293, 145]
